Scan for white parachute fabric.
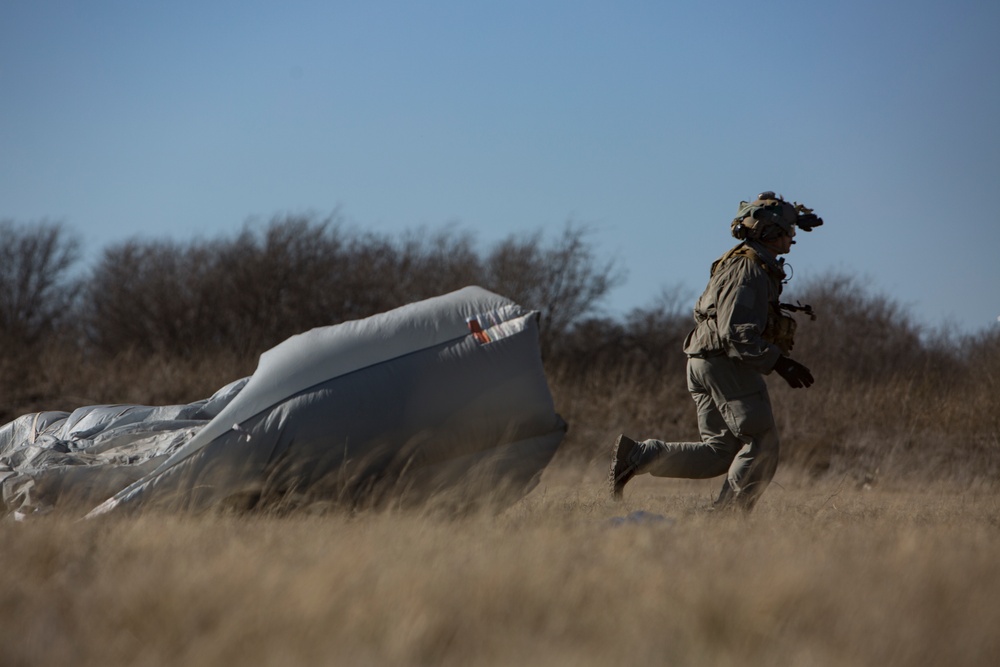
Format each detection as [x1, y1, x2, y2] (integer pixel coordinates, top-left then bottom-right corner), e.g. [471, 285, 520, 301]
[0, 379, 248, 518]
[0, 287, 567, 518]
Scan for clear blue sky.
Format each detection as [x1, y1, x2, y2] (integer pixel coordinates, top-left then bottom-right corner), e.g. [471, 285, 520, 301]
[3, 1, 999, 334]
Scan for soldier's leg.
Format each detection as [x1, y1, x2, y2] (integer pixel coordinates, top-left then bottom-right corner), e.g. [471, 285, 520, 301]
[710, 388, 779, 512]
[633, 389, 741, 479]
[629, 358, 743, 479]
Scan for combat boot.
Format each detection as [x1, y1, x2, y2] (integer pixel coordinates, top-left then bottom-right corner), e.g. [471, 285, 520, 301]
[608, 434, 638, 500]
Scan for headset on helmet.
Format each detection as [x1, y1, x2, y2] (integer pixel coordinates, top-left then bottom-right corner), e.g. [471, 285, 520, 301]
[731, 191, 823, 241]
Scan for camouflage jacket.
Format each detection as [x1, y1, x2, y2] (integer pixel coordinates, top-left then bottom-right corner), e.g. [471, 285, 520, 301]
[682, 240, 785, 374]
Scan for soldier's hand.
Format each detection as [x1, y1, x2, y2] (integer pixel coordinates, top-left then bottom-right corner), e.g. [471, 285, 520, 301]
[773, 356, 814, 389]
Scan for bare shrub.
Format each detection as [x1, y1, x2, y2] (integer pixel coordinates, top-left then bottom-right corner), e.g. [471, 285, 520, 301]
[5, 216, 995, 487]
[0, 220, 80, 350]
[324, 225, 480, 324]
[79, 217, 623, 365]
[955, 327, 1000, 434]
[84, 239, 220, 357]
[204, 218, 481, 354]
[483, 224, 625, 354]
[543, 285, 695, 464]
[390, 226, 482, 305]
[56, 216, 625, 428]
[207, 215, 349, 356]
[0, 220, 81, 420]
[788, 273, 945, 384]
[752, 271, 995, 481]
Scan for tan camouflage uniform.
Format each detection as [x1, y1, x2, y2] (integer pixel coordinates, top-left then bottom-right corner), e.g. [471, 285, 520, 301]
[632, 240, 784, 510]
[612, 192, 821, 511]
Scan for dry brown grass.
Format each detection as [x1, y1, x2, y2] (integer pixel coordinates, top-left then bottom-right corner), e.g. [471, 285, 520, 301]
[2, 221, 998, 665]
[3, 462, 998, 667]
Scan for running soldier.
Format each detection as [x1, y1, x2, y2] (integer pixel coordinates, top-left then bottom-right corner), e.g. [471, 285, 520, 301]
[609, 191, 823, 511]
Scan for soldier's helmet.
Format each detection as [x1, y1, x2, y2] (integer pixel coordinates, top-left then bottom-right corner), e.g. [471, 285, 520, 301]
[731, 191, 823, 241]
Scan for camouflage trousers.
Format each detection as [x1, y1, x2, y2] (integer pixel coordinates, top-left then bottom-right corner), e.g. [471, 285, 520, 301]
[631, 355, 779, 511]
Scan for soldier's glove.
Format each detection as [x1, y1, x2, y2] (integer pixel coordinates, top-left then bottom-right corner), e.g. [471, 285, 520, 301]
[773, 356, 814, 389]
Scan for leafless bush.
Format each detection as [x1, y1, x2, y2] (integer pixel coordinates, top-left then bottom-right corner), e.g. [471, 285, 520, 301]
[3, 216, 996, 485]
[0, 220, 80, 350]
[543, 285, 695, 464]
[483, 224, 625, 355]
[0, 220, 81, 420]
[84, 239, 220, 357]
[207, 215, 350, 357]
[78, 216, 621, 363]
[787, 273, 952, 384]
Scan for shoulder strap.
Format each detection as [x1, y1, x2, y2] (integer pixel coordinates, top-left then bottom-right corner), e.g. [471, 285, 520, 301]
[710, 243, 784, 282]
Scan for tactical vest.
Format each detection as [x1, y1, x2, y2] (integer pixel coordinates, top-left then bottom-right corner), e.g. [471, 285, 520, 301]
[711, 243, 799, 355]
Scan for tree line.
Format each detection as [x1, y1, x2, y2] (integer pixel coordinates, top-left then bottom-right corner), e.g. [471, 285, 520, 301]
[1, 215, 997, 481]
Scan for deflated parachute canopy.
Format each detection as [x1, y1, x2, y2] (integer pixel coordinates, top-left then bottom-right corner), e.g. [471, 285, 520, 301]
[0, 287, 567, 519]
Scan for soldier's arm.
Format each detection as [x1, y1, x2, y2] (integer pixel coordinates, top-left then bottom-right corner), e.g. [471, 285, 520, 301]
[715, 260, 782, 373]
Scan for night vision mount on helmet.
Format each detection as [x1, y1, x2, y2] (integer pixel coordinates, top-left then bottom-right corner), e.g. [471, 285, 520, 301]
[731, 191, 823, 241]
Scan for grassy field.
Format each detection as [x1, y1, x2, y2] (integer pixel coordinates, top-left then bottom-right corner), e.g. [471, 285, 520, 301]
[4, 212, 998, 666]
[3, 462, 998, 667]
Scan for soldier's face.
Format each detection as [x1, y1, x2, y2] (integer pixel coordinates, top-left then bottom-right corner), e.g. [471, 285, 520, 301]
[763, 233, 794, 255]
[776, 234, 794, 254]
